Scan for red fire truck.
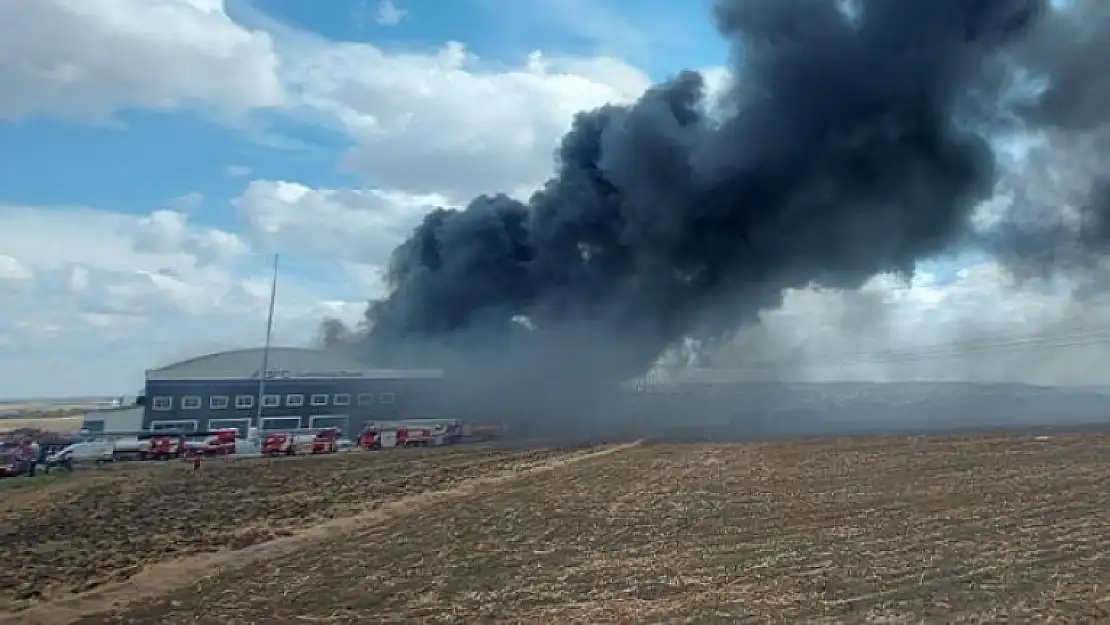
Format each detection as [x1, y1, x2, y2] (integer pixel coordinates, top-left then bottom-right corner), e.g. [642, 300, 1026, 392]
[197, 428, 238, 456]
[138, 433, 186, 460]
[360, 425, 382, 450]
[396, 426, 436, 447]
[263, 429, 340, 456]
[310, 428, 341, 454]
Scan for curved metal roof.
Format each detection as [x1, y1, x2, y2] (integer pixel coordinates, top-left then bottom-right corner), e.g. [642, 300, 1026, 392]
[146, 347, 443, 381]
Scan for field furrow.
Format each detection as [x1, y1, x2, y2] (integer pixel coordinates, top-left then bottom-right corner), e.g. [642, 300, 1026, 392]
[7, 434, 1110, 624]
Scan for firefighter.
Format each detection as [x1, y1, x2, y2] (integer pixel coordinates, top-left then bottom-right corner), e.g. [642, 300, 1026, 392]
[37, 444, 49, 475]
[24, 439, 38, 477]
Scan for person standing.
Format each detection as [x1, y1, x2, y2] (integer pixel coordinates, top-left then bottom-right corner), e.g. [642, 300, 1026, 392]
[24, 440, 38, 477]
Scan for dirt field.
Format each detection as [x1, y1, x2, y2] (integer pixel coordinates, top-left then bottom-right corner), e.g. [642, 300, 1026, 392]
[0, 446, 581, 615]
[6, 435, 1110, 624]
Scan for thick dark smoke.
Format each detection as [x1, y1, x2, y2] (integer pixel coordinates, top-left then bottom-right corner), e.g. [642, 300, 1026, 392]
[334, 0, 1110, 427]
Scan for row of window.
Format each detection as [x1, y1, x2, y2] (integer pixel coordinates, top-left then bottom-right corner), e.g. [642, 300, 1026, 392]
[150, 392, 395, 411]
[149, 415, 350, 434]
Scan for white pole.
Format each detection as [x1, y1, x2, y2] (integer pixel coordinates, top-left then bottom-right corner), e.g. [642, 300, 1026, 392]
[256, 253, 279, 432]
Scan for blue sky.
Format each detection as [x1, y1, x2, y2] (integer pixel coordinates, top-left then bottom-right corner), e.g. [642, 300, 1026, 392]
[0, 0, 725, 217]
[0, 0, 1088, 397]
[0, 0, 730, 396]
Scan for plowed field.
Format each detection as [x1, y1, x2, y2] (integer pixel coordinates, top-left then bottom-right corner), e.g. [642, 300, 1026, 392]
[7, 435, 1110, 624]
[0, 446, 577, 613]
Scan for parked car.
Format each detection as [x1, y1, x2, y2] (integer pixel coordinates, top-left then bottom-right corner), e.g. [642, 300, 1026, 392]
[46, 441, 114, 467]
[0, 451, 31, 478]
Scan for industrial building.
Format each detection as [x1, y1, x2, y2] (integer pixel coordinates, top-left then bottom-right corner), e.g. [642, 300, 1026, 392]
[84, 347, 446, 436]
[81, 406, 144, 433]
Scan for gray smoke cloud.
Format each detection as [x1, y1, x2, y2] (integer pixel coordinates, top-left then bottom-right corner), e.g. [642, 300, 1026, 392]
[333, 0, 1110, 429]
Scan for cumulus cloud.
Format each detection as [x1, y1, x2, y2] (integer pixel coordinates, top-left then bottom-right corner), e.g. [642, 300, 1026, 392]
[132, 209, 248, 265]
[234, 180, 448, 263]
[0, 0, 663, 397]
[5, 0, 1109, 400]
[0, 255, 33, 282]
[284, 40, 651, 200]
[0, 205, 364, 397]
[698, 261, 1110, 387]
[0, 0, 285, 121]
[372, 0, 407, 26]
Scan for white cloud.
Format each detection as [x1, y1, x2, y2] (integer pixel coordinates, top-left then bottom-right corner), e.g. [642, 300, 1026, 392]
[351, 0, 408, 29]
[132, 209, 249, 265]
[0, 0, 285, 121]
[234, 180, 448, 264]
[0, 205, 364, 397]
[5, 0, 1108, 400]
[373, 0, 407, 26]
[0, 255, 33, 281]
[0, 3, 658, 397]
[224, 164, 253, 178]
[284, 40, 651, 200]
[165, 191, 205, 211]
[702, 260, 1110, 387]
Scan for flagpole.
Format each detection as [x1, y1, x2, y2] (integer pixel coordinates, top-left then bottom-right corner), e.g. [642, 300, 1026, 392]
[256, 253, 280, 433]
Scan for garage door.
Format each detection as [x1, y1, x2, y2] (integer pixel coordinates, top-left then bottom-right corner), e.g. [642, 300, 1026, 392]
[309, 415, 350, 434]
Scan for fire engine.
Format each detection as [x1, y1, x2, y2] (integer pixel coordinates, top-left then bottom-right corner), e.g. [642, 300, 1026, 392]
[138, 433, 186, 460]
[310, 428, 341, 454]
[360, 426, 382, 450]
[262, 428, 340, 456]
[262, 431, 299, 456]
[397, 426, 436, 447]
[359, 424, 438, 449]
[135, 429, 237, 461]
[459, 422, 505, 442]
[191, 428, 239, 456]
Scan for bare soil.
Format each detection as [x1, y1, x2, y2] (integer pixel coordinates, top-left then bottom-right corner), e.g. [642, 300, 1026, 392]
[9, 434, 1110, 624]
[0, 446, 574, 613]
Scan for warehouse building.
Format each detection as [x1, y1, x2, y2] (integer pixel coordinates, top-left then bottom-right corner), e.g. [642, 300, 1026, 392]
[81, 406, 144, 434]
[131, 347, 446, 436]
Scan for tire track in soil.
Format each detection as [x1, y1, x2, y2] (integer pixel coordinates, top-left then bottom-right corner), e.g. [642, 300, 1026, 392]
[1, 441, 641, 625]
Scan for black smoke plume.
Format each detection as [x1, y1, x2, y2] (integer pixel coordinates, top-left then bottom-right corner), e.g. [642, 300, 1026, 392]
[336, 0, 1110, 427]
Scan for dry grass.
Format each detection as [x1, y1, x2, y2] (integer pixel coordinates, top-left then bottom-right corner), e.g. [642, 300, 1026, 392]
[0, 416, 84, 434]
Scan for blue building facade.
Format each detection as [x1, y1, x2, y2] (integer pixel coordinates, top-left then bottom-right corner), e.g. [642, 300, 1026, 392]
[141, 347, 447, 436]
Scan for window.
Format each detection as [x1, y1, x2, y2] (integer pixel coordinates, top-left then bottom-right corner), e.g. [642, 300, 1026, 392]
[357, 393, 374, 406]
[210, 395, 229, 410]
[379, 392, 395, 404]
[181, 396, 202, 410]
[151, 396, 173, 411]
[333, 393, 351, 406]
[310, 393, 329, 407]
[207, 418, 250, 437]
[150, 420, 198, 433]
[310, 415, 350, 432]
[260, 416, 301, 431]
[262, 394, 281, 408]
[235, 395, 254, 410]
[286, 394, 304, 407]
[81, 420, 106, 433]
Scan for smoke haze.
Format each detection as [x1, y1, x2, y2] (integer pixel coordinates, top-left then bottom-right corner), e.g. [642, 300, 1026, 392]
[327, 0, 1110, 428]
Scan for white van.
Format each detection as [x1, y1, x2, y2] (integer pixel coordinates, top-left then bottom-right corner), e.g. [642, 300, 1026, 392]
[48, 441, 114, 465]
